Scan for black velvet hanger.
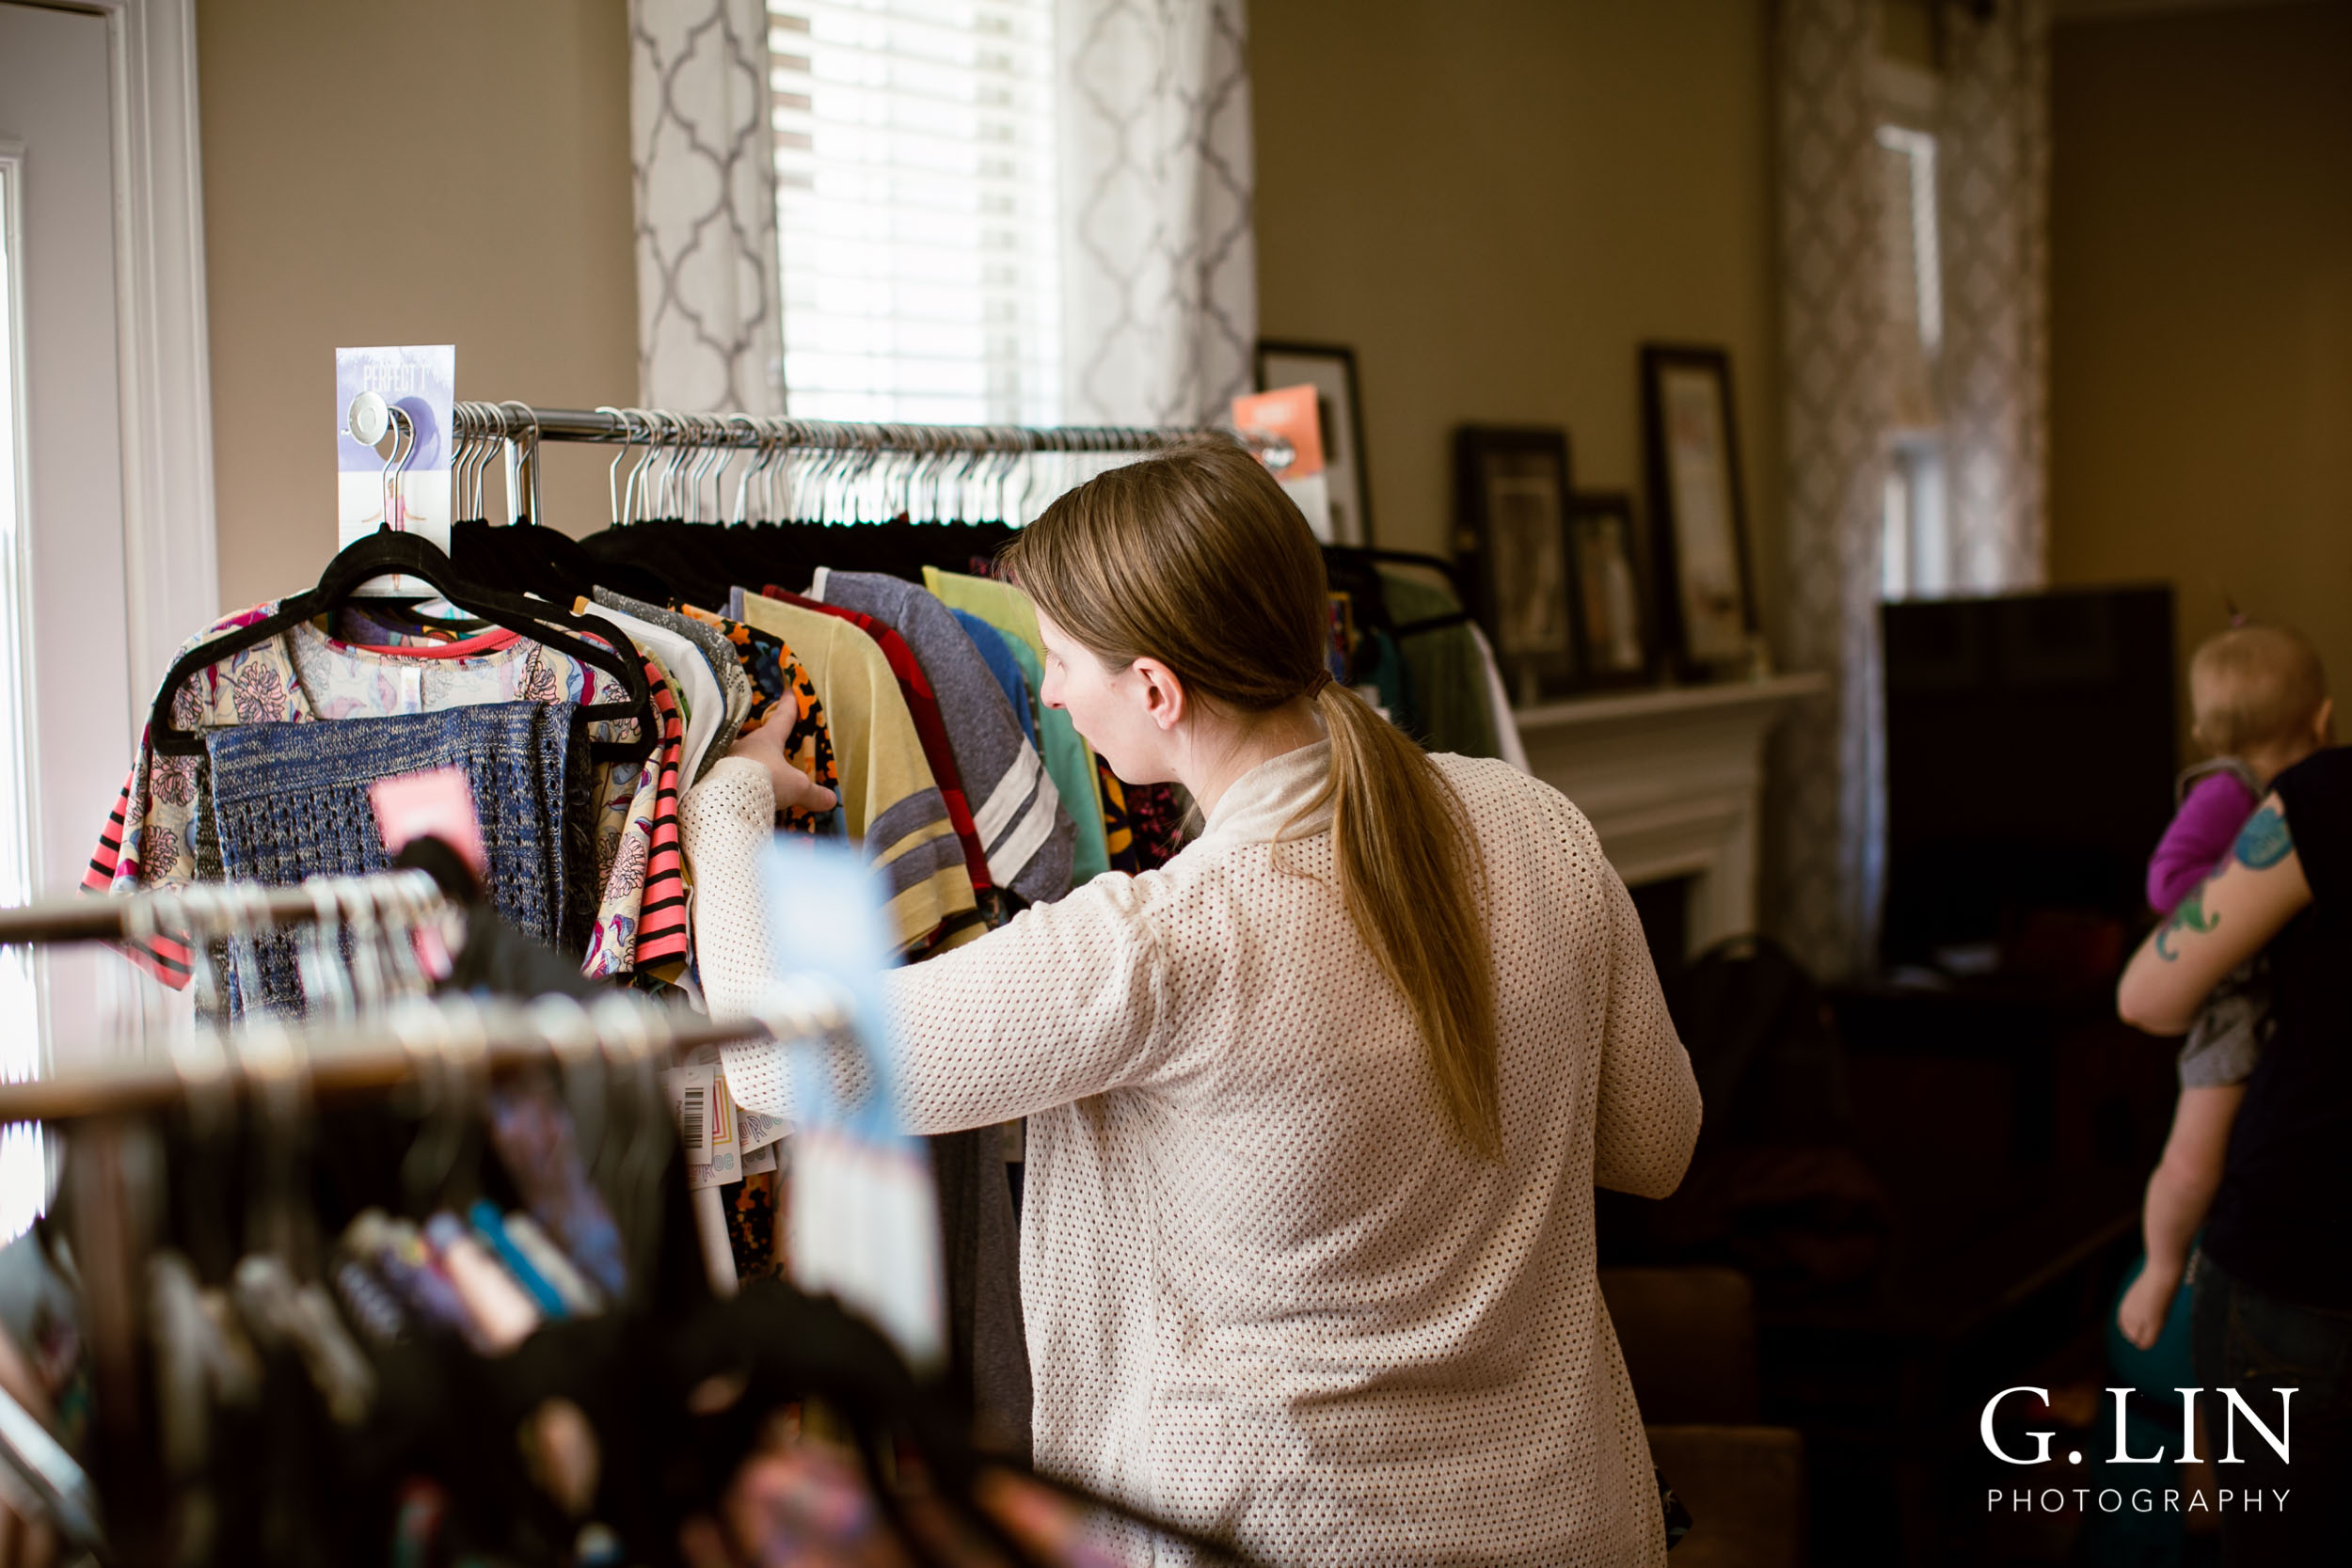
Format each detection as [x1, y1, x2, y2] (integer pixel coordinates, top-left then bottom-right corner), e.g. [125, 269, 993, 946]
[148, 530, 660, 763]
[450, 516, 678, 608]
[578, 517, 1017, 612]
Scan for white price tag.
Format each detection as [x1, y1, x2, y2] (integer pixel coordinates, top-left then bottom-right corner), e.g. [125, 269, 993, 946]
[666, 1065, 716, 1164]
[737, 1105, 787, 1156]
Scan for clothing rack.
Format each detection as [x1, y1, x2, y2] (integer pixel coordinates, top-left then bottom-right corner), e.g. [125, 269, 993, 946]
[475, 403, 1294, 463]
[0, 873, 443, 948]
[445, 400, 1293, 528]
[0, 872, 804, 1125]
[0, 991, 777, 1125]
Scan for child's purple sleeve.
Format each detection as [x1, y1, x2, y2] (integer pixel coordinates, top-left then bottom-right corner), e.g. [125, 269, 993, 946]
[2147, 770, 2261, 911]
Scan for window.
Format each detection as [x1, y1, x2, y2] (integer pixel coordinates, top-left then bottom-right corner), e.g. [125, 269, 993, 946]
[770, 0, 1063, 424]
[1877, 122, 1949, 600]
[0, 162, 46, 1241]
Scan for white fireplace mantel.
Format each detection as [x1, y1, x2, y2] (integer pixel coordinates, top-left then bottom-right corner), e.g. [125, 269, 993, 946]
[1512, 673, 1825, 958]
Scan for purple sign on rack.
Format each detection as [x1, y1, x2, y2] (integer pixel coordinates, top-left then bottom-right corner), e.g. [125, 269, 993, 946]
[336, 344, 455, 557]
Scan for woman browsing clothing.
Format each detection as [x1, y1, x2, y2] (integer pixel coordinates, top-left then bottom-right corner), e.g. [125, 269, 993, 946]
[2117, 748, 2352, 1567]
[799, 442, 1702, 1566]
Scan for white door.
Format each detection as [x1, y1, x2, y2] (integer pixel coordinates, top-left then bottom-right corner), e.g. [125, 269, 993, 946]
[0, 3, 143, 1094]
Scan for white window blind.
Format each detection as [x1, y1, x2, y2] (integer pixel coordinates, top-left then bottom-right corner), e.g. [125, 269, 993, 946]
[1877, 125, 1943, 370]
[770, 0, 1062, 425]
[1876, 124, 1950, 600]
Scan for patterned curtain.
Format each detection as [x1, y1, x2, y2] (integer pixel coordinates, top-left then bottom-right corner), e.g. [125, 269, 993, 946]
[1769, 0, 2053, 978]
[1940, 0, 2051, 593]
[1057, 0, 1257, 425]
[629, 0, 787, 413]
[1772, 0, 1891, 980]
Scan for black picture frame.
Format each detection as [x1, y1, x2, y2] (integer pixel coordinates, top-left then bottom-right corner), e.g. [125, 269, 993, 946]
[1453, 426, 1578, 704]
[1565, 490, 1658, 689]
[1640, 343, 1759, 678]
[1256, 340, 1374, 546]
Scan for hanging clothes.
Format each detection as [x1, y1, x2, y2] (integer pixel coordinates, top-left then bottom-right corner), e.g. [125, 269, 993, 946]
[449, 515, 675, 607]
[1127, 781, 1191, 869]
[586, 648, 691, 979]
[304, 603, 690, 981]
[86, 602, 670, 985]
[676, 605, 839, 833]
[732, 591, 977, 952]
[762, 585, 994, 901]
[578, 516, 1018, 614]
[1098, 759, 1142, 877]
[812, 569, 1074, 909]
[590, 588, 753, 783]
[919, 570, 1112, 886]
[1378, 570, 1503, 760]
[577, 598, 728, 792]
[957, 610, 1041, 748]
[1347, 626, 1412, 729]
[916, 567, 1048, 670]
[203, 701, 577, 1014]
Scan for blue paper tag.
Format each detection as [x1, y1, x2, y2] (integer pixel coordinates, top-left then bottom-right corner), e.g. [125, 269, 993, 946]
[756, 837, 944, 1370]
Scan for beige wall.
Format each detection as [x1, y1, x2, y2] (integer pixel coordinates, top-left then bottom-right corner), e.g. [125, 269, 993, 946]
[1248, 0, 1784, 634]
[198, 2, 1784, 636]
[199, 0, 638, 616]
[2049, 3, 2352, 746]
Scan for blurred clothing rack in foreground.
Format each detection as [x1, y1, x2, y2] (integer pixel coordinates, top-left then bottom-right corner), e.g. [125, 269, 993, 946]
[0, 870, 805, 1125]
[0, 991, 773, 1125]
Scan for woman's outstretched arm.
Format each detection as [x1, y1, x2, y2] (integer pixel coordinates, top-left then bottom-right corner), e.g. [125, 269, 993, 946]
[883, 877, 1173, 1133]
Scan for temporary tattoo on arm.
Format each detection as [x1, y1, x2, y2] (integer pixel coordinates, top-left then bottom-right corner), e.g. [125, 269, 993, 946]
[2233, 803, 2291, 870]
[2154, 882, 2220, 962]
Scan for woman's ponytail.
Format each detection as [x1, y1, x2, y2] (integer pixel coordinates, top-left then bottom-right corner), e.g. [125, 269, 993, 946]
[1308, 680, 1499, 1157]
[1005, 439, 1503, 1160]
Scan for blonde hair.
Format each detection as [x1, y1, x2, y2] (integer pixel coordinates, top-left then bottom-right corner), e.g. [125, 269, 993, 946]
[1001, 441, 1502, 1158]
[2189, 622, 2328, 755]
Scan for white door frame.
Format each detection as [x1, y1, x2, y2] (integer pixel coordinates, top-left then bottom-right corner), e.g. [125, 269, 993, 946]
[54, 0, 216, 716]
[5, 0, 212, 1070]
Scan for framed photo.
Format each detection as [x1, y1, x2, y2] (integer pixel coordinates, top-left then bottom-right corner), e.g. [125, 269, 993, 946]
[1256, 341, 1372, 546]
[1454, 426, 1577, 704]
[1641, 344, 1758, 676]
[1565, 490, 1656, 687]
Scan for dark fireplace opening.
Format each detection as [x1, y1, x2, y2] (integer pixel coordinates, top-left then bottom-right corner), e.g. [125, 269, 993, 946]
[1627, 875, 1693, 981]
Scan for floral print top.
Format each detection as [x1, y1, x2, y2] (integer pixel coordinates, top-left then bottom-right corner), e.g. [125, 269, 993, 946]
[85, 601, 680, 984]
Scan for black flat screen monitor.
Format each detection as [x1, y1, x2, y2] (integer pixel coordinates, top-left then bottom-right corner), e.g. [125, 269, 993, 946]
[1879, 585, 2176, 968]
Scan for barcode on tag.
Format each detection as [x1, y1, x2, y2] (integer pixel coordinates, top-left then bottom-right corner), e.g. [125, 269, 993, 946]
[665, 1065, 718, 1165]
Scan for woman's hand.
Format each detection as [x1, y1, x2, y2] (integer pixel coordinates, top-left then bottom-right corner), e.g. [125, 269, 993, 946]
[2118, 796, 2312, 1035]
[727, 721, 838, 818]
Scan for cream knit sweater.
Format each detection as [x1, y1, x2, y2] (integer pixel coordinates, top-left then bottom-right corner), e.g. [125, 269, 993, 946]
[884, 741, 1701, 1567]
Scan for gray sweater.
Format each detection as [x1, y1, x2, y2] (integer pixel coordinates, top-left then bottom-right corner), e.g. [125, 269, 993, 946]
[813, 569, 1075, 906]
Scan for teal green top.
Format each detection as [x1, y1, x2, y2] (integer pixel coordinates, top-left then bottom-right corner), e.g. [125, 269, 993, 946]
[997, 631, 1110, 885]
[1378, 571, 1502, 759]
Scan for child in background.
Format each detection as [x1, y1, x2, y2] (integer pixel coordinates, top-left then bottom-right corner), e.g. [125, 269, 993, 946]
[2117, 621, 2332, 1349]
